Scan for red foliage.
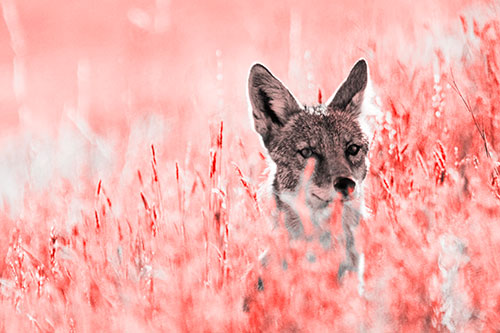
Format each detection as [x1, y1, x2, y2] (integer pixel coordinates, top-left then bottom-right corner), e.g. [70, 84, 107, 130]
[1, 3, 500, 332]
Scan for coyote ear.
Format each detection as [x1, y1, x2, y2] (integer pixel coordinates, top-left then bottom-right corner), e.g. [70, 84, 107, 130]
[327, 59, 368, 114]
[248, 63, 301, 146]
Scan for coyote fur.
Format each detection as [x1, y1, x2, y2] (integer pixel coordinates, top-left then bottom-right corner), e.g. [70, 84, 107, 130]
[247, 59, 374, 279]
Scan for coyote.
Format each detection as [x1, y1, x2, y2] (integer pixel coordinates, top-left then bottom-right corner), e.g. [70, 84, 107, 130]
[247, 59, 373, 278]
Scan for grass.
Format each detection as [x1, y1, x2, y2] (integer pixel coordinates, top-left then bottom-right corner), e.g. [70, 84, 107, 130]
[1, 3, 500, 332]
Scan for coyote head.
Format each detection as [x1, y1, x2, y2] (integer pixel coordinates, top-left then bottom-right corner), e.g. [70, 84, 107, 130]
[248, 59, 372, 237]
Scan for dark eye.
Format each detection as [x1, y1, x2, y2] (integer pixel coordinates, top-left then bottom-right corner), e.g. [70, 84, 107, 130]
[299, 148, 313, 158]
[346, 144, 361, 156]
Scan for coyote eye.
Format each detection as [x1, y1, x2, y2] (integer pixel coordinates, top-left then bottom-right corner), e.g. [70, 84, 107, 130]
[346, 144, 360, 156]
[299, 148, 313, 158]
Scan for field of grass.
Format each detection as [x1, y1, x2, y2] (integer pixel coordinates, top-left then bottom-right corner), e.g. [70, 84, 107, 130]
[1, 0, 500, 331]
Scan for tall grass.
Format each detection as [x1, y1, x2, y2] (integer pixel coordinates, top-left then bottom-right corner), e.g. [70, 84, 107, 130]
[1, 4, 500, 333]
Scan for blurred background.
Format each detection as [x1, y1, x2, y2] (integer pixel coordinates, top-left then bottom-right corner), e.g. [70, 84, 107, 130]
[0, 0, 482, 133]
[2, 1, 500, 330]
[0, 0, 491, 214]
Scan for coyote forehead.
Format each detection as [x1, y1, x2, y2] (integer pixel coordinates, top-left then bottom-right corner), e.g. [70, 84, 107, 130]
[247, 59, 372, 238]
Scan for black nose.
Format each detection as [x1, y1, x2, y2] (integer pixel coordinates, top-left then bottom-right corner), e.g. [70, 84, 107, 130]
[334, 177, 356, 196]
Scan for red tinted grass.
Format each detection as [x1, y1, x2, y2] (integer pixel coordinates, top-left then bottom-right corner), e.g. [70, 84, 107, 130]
[2, 6, 500, 332]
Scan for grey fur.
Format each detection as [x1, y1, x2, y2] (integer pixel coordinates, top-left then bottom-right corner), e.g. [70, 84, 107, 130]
[248, 59, 371, 278]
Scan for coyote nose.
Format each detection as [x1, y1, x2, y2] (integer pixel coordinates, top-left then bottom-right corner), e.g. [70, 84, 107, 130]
[334, 177, 356, 196]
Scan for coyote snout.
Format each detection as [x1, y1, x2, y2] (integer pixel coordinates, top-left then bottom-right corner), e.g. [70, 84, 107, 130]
[334, 177, 356, 198]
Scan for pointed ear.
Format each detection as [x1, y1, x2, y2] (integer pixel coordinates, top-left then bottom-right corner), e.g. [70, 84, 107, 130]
[248, 63, 301, 147]
[327, 59, 368, 113]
